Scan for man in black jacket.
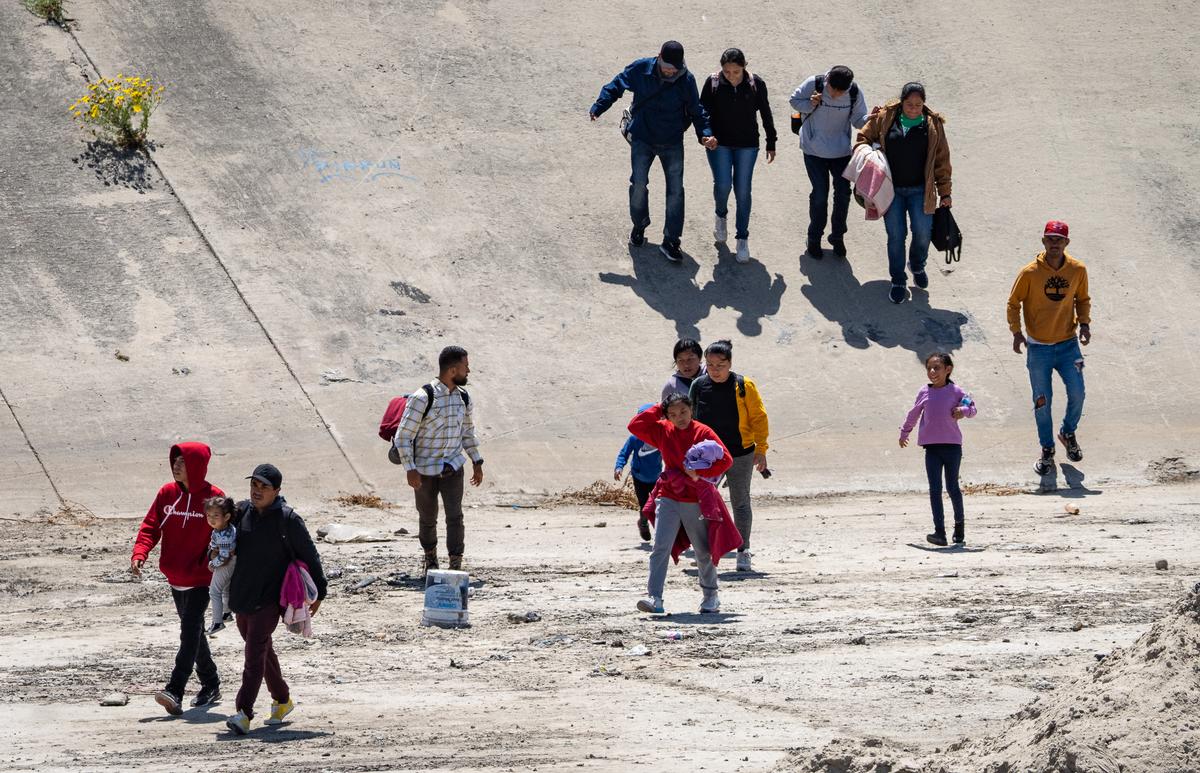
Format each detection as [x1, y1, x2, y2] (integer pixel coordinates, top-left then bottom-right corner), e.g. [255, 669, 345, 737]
[225, 463, 327, 735]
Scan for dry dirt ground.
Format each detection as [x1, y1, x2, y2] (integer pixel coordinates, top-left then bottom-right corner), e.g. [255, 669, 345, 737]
[2, 481, 1196, 772]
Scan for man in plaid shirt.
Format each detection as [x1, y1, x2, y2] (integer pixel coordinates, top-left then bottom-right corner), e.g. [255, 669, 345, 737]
[393, 346, 484, 574]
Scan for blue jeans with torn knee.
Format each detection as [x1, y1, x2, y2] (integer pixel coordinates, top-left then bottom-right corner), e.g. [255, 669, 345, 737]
[630, 138, 685, 247]
[1026, 338, 1086, 448]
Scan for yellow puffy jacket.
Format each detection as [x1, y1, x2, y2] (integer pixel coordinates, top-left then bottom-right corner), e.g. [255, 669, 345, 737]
[689, 374, 770, 455]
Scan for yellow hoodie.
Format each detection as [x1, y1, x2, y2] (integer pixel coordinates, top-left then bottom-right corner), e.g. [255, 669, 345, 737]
[1006, 252, 1091, 344]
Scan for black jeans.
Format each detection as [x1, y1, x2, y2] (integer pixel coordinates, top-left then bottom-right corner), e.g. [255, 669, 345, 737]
[166, 586, 218, 696]
[633, 478, 655, 519]
[415, 466, 465, 556]
[803, 153, 852, 243]
[924, 444, 964, 534]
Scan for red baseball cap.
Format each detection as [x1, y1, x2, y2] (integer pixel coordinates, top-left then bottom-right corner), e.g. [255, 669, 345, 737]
[1043, 220, 1069, 238]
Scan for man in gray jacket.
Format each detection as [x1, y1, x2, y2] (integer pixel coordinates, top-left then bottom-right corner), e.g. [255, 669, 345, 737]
[789, 66, 867, 258]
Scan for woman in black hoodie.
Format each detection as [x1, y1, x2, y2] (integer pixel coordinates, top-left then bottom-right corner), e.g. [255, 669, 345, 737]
[699, 48, 777, 263]
[225, 463, 327, 736]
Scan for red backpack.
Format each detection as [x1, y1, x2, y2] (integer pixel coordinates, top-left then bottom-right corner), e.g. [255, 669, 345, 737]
[378, 383, 472, 441]
[378, 384, 436, 441]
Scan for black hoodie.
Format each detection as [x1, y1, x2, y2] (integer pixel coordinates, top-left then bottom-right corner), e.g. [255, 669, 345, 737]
[228, 495, 327, 615]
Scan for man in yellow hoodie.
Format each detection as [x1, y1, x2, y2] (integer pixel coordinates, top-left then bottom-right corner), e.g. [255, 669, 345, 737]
[1007, 220, 1092, 475]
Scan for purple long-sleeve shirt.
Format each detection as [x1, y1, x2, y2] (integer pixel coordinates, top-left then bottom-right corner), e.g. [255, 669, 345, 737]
[899, 383, 977, 446]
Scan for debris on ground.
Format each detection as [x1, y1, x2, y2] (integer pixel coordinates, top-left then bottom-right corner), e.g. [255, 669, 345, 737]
[507, 611, 542, 624]
[99, 692, 128, 706]
[551, 479, 639, 510]
[317, 524, 396, 543]
[334, 493, 391, 509]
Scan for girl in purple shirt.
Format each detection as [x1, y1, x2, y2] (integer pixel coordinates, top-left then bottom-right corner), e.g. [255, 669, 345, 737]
[899, 352, 978, 546]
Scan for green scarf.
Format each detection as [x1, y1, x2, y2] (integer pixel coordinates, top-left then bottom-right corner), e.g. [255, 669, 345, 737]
[898, 113, 925, 130]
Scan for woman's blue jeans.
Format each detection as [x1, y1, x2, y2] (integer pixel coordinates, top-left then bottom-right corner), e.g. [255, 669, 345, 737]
[883, 185, 932, 286]
[706, 145, 759, 240]
[1026, 338, 1086, 449]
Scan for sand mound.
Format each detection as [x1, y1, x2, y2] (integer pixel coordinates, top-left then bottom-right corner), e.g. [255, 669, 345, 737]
[780, 592, 1200, 773]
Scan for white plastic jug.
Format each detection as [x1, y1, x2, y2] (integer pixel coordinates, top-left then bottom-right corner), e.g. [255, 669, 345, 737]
[421, 569, 470, 627]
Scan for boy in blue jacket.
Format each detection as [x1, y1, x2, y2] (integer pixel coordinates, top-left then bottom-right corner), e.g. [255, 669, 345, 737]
[614, 404, 664, 542]
[590, 41, 715, 263]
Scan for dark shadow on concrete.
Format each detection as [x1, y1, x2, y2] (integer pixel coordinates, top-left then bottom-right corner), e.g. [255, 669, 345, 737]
[705, 242, 787, 336]
[905, 543, 986, 554]
[654, 612, 741, 625]
[1057, 464, 1103, 497]
[599, 245, 711, 339]
[72, 139, 156, 193]
[799, 255, 968, 361]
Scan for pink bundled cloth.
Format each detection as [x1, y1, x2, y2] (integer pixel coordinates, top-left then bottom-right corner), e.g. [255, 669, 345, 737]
[642, 470, 744, 565]
[843, 143, 894, 219]
[280, 560, 319, 638]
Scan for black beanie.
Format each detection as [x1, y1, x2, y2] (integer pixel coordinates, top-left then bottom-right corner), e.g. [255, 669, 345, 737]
[659, 40, 685, 69]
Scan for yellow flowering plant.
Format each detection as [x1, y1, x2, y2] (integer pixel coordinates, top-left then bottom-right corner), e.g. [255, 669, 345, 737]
[23, 0, 66, 25]
[69, 74, 165, 148]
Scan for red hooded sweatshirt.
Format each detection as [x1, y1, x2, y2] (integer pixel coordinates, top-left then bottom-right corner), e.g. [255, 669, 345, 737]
[628, 404, 732, 503]
[131, 442, 224, 588]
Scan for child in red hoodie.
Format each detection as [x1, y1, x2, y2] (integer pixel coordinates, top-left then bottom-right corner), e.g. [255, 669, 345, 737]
[628, 394, 733, 615]
[131, 442, 224, 715]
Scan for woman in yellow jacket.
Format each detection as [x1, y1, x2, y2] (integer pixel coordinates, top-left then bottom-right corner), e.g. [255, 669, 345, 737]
[687, 339, 769, 572]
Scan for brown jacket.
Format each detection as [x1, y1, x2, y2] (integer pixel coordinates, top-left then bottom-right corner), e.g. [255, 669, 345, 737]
[855, 101, 952, 214]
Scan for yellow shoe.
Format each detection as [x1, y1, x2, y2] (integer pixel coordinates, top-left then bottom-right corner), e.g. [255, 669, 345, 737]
[264, 697, 294, 725]
[225, 710, 250, 735]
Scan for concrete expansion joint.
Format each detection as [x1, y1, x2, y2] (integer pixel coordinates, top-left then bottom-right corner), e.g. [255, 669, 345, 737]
[55, 26, 374, 494]
[0, 383, 66, 508]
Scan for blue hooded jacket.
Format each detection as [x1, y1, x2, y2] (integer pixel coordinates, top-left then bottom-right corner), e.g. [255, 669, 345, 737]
[615, 404, 664, 483]
[591, 57, 711, 146]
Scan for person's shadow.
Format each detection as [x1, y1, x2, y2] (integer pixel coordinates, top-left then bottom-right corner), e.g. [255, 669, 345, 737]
[800, 255, 968, 360]
[600, 245, 711, 339]
[598, 243, 787, 338]
[704, 243, 787, 336]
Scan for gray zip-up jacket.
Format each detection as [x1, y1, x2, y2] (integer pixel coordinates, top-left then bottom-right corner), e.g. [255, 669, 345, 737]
[789, 74, 868, 159]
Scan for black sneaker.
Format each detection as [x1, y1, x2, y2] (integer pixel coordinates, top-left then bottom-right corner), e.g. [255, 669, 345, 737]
[828, 237, 847, 258]
[926, 532, 948, 547]
[1034, 446, 1056, 475]
[806, 240, 824, 259]
[637, 517, 652, 542]
[1058, 432, 1083, 462]
[952, 525, 964, 545]
[912, 270, 929, 289]
[154, 689, 183, 716]
[205, 621, 225, 637]
[889, 284, 907, 304]
[223, 612, 233, 622]
[191, 684, 221, 708]
[629, 226, 646, 247]
[659, 242, 682, 263]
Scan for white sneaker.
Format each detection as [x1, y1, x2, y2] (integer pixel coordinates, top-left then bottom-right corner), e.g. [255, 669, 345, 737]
[636, 597, 665, 614]
[736, 551, 752, 572]
[714, 216, 727, 243]
[735, 238, 750, 263]
[700, 590, 720, 613]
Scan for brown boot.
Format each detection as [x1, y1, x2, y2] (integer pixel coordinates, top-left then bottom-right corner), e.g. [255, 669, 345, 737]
[422, 549, 439, 575]
[448, 555, 463, 571]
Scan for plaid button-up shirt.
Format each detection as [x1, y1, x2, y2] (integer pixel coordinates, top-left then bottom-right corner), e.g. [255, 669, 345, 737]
[393, 379, 482, 476]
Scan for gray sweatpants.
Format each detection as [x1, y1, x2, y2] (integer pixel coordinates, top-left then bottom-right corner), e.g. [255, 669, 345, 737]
[209, 559, 236, 623]
[726, 452, 756, 550]
[647, 497, 717, 601]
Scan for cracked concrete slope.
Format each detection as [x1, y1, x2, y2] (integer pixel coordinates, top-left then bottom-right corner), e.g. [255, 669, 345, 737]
[2, 0, 1198, 515]
[0, 7, 362, 515]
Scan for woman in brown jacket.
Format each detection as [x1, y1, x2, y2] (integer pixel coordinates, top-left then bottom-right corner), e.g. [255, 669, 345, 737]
[856, 82, 952, 304]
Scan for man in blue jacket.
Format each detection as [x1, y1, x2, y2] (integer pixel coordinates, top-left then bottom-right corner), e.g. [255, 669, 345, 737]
[590, 41, 715, 263]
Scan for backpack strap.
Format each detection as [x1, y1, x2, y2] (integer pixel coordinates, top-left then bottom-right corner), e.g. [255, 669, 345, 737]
[459, 388, 470, 409]
[712, 71, 758, 94]
[419, 383, 435, 421]
[814, 74, 825, 94]
[710, 72, 720, 91]
[275, 505, 298, 563]
[736, 374, 746, 398]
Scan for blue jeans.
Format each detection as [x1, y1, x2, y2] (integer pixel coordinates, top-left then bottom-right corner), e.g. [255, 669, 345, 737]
[1026, 338, 1086, 448]
[630, 139, 685, 247]
[706, 146, 758, 239]
[924, 444, 964, 535]
[803, 153, 851, 243]
[883, 185, 933, 285]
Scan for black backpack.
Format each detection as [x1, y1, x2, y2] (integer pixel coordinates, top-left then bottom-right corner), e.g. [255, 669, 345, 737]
[932, 207, 963, 263]
[791, 74, 860, 135]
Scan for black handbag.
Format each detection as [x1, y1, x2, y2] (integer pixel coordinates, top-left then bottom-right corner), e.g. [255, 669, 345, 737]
[932, 207, 962, 263]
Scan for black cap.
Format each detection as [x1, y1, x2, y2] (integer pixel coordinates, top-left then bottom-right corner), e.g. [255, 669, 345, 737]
[659, 40, 685, 69]
[246, 463, 282, 489]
